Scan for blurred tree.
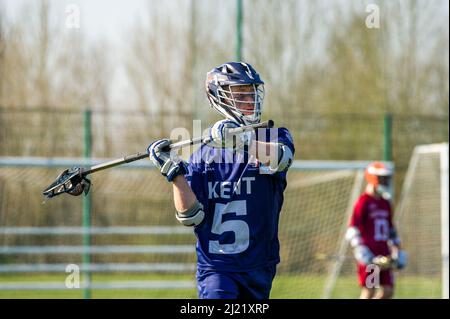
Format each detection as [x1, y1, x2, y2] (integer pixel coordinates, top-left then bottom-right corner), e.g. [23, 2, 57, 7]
[0, 0, 447, 158]
[317, 1, 447, 116]
[0, 0, 113, 157]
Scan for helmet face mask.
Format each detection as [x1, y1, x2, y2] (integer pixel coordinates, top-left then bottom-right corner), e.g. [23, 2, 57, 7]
[377, 175, 391, 187]
[206, 62, 265, 125]
[216, 84, 265, 125]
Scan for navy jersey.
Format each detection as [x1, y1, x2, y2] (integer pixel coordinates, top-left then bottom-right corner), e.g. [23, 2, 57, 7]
[185, 127, 295, 272]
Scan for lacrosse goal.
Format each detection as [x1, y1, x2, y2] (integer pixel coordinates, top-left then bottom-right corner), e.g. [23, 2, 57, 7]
[321, 143, 449, 299]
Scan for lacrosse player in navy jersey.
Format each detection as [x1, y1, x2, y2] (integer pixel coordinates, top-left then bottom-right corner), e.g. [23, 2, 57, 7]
[147, 62, 295, 299]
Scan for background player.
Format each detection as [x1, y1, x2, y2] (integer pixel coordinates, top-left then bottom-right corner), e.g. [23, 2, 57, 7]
[346, 162, 407, 299]
[147, 62, 295, 299]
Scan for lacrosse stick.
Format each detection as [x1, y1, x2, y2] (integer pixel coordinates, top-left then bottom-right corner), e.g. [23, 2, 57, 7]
[42, 120, 274, 199]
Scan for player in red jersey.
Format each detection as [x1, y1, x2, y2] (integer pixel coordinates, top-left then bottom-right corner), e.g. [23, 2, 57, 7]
[346, 162, 407, 299]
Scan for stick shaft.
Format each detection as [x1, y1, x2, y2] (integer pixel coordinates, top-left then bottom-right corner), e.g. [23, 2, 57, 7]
[84, 120, 274, 175]
[88, 153, 149, 174]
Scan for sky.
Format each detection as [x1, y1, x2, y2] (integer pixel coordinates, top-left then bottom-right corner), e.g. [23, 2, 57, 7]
[3, 0, 449, 39]
[1, 0, 149, 43]
[1, 0, 156, 107]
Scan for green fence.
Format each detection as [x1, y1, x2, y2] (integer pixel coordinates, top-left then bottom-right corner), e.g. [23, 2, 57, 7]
[0, 107, 448, 200]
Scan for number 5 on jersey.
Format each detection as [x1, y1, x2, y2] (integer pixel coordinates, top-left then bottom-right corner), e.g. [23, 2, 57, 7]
[209, 200, 250, 254]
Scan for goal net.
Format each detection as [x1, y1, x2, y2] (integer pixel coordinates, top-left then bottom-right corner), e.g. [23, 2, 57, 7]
[321, 143, 449, 299]
[274, 161, 368, 298]
[394, 143, 448, 299]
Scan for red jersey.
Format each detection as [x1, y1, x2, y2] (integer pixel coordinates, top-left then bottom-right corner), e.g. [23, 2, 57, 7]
[349, 193, 394, 256]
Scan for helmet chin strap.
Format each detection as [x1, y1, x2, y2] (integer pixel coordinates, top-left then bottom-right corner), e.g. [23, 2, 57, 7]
[223, 104, 246, 125]
[376, 185, 392, 201]
[366, 184, 392, 200]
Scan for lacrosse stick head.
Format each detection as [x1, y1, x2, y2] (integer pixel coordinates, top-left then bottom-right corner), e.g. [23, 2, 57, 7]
[43, 167, 91, 199]
[372, 255, 394, 270]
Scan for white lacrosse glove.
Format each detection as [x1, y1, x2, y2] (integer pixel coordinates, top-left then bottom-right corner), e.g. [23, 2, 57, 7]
[147, 139, 188, 182]
[208, 119, 253, 149]
[353, 245, 375, 265]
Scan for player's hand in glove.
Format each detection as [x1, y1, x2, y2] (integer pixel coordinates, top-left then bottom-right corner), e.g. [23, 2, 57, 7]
[391, 249, 407, 270]
[147, 139, 188, 182]
[208, 119, 253, 149]
[353, 245, 375, 266]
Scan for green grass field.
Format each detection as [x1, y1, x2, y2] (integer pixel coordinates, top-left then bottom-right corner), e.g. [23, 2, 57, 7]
[0, 273, 441, 299]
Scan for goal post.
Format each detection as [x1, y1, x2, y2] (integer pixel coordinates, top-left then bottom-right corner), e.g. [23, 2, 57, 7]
[395, 143, 448, 299]
[320, 170, 365, 299]
[441, 144, 449, 299]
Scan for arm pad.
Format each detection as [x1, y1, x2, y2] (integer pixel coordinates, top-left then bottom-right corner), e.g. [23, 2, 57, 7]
[353, 245, 374, 265]
[346, 227, 375, 265]
[175, 200, 205, 227]
[269, 143, 293, 172]
[345, 226, 363, 248]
